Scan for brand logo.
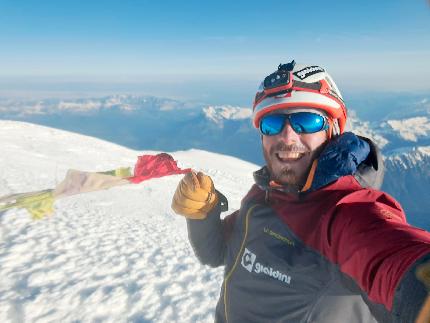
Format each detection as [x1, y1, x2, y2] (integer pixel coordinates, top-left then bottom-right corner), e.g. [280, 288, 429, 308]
[263, 227, 295, 246]
[294, 66, 325, 80]
[241, 248, 256, 272]
[241, 248, 291, 284]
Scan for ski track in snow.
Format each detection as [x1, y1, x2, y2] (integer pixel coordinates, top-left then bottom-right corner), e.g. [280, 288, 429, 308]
[0, 120, 259, 323]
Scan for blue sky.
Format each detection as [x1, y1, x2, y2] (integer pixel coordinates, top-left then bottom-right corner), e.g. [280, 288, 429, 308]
[0, 0, 429, 103]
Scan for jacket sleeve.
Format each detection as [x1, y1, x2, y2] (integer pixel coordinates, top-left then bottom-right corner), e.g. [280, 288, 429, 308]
[186, 199, 239, 268]
[327, 190, 430, 321]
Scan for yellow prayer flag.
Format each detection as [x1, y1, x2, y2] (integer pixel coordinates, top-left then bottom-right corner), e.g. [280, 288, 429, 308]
[0, 190, 55, 219]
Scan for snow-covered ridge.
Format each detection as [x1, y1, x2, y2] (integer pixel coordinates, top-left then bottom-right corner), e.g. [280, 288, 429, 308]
[385, 117, 430, 142]
[58, 100, 103, 111]
[203, 105, 252, 124]
[385, 145, 430, 169]
[346, 112, 389, 149]
[0, 95, 196, 116]
[2, 93, 430, 165]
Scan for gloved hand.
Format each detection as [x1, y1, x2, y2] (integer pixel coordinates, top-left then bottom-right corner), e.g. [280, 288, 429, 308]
[171, 171, 218, 220]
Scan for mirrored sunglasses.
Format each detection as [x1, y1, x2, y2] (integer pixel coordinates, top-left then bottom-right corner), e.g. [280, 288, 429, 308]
[259, 112, 329, 136]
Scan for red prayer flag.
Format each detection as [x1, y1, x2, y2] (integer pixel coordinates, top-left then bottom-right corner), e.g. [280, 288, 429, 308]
[128, 153, 192, 184]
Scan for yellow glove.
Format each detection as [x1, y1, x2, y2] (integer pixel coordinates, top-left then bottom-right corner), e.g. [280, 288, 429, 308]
[171, 171, 218, 220]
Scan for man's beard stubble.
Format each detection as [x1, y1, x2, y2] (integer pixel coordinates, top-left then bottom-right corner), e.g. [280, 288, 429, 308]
[264, 141, 310, 187]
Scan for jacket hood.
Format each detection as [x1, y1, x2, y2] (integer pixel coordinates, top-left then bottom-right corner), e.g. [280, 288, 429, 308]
[254, 132, 384, 193]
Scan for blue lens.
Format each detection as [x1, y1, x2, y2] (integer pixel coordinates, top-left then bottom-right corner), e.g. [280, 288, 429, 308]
[289, 112, 326, 134]
[260, 114, 288, 135]
[260, 112, 327, 136]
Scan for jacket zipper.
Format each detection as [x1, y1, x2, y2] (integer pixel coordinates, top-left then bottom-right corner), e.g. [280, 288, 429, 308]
[223, 204, 260, 323]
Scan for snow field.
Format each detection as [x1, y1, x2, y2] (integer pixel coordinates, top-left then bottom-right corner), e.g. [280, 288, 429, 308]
[0, 121, 259, 322]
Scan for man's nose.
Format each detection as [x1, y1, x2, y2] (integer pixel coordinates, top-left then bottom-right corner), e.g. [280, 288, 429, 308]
[279, 122, 301, 144]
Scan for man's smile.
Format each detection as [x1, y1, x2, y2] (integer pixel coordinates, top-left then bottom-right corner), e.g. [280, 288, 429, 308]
[275, 151, 306, 162]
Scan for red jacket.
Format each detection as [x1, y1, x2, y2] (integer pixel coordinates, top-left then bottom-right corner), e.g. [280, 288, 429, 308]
[186, 133, 430, 322]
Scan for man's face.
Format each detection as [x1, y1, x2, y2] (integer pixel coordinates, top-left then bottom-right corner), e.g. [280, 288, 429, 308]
[262, 112, 329, 187]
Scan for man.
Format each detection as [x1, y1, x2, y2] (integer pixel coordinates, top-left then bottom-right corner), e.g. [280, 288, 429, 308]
[171, 60, 430, 322]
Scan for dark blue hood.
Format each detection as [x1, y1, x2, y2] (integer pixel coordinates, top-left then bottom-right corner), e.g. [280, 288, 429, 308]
[310, 132, 369, 191]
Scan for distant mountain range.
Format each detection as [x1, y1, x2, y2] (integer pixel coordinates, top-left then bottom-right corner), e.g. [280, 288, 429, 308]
[1, 93, 429, 228]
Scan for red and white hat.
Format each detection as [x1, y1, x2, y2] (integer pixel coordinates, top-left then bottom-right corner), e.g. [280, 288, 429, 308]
[252, 61, 348, 135]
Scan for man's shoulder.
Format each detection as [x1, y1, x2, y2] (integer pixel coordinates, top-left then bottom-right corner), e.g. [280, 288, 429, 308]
[319, 175, 401, 209]
[336, 185, 402, 209]
[333, 185, 407, 225]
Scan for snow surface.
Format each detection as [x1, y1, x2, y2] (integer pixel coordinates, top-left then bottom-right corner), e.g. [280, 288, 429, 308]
[0, 120, 259, 323]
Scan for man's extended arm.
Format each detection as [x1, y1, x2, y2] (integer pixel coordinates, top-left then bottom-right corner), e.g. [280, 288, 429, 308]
[172, 172, 237, 267]
[327, 190, 430, 322]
